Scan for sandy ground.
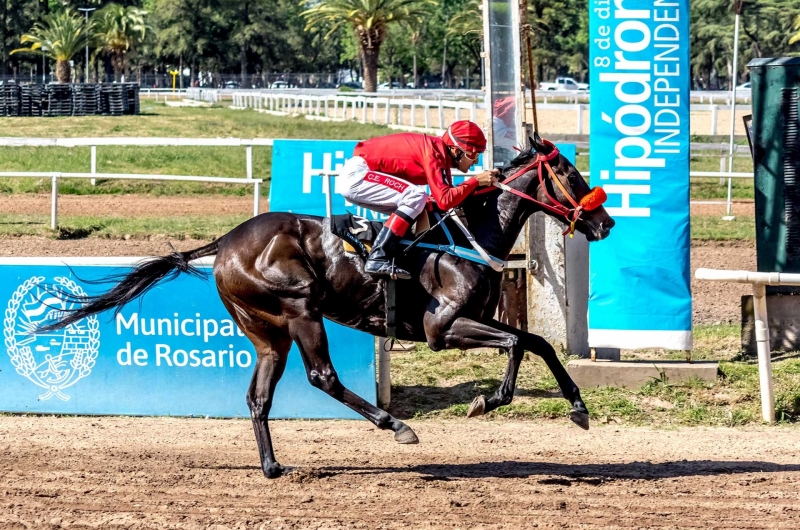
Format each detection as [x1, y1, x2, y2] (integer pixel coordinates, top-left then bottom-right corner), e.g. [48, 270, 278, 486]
[0, 417, 798, 529]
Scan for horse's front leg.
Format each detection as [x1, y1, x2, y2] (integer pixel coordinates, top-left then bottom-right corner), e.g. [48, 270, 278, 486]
[425, 317, 525, 416]
[488, 319, 589, 430]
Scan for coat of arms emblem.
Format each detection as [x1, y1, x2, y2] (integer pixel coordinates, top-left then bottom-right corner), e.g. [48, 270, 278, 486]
[4, 276, 100, 401]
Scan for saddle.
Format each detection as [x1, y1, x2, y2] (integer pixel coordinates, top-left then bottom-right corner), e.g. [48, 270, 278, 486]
[330, 212, 504, 271]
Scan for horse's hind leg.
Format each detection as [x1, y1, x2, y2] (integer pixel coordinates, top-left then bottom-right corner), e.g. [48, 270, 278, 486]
[221, 296, 292, 478]
[244, 328, 292, 478]
[288, 315, 419, 444]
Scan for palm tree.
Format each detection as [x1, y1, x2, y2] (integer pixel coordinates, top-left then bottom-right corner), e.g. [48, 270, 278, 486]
[790, 14, 800, 45]
[448, 0, 481, 37]
[11, 9, 94, 83]
[301, 0, 434, 93]
[95, 4, 149, 82]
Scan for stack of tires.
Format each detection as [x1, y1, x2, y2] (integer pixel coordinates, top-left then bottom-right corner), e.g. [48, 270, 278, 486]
[20, 85, 43, 116]
[0, 84, 21, 116]
[0, 83, 140, 117]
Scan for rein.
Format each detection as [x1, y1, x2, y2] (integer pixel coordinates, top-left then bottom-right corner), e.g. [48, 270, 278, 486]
[475, 141, 606, 237]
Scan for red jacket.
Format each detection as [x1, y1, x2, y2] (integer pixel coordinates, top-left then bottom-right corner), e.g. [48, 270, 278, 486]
[352, 133, 479, 210]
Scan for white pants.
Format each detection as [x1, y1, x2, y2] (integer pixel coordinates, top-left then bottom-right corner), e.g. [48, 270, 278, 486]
[341, 156, 428, 220]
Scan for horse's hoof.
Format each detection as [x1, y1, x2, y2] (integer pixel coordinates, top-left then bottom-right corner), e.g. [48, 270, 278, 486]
[264, 462, 287, 479]
[394, 424, 419, 444]
[467, 395, 486, 418]
[569, 410, 590, 430]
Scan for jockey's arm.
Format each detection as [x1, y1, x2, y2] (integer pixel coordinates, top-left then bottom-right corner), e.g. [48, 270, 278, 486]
[424, 152, 479, 210]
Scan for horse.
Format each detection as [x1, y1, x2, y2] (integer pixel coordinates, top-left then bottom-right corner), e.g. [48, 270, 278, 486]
[42, 134, 615, 479]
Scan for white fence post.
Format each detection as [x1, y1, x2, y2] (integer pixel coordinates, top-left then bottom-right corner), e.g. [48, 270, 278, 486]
[719, 157, 727, 185]
[253, 181, 261, 217]
[90, 145, 97, 186]
[410, 99, 416, 128]
[752, 282, 775, 423]
[361, 97, 367, 124]
[246, 145, 253, 180]
[711, 105, 718, 135]
[576, 104, 584, 135]
[50, 173, 59, 230]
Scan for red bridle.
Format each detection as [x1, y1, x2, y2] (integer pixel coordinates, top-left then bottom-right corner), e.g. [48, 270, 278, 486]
[475, 141, 606, 237]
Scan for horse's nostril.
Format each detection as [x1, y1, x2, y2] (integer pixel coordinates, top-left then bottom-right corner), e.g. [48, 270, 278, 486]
[605, 218, 616, 230]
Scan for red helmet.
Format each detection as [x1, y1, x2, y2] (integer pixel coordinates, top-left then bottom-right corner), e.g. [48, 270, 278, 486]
[442, 120, 487, 159]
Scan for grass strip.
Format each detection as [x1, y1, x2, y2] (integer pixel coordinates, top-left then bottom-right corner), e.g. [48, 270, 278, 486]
[389, 324, 800, 426]
[691, 215, 755, 241]
[0, 214, 247, 240]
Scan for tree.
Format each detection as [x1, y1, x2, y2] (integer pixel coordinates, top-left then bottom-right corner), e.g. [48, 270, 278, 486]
[301, 0, 434, 92]
[95, 3, 150, 82]
[12, 8, 93, 83]
[791, 14, 800, 45]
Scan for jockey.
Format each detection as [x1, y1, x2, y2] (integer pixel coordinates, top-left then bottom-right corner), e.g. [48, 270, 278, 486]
[341, 120, 498, 280]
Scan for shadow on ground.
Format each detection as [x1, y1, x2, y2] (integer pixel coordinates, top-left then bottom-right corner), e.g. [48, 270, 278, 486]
[389, 380, 562, 419]
[322, 459, 800, 481]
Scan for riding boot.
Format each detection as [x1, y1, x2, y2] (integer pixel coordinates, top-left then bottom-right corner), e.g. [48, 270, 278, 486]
[365, 225, 412, 280]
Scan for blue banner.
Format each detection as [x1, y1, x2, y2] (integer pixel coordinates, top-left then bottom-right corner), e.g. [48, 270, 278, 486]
[270, 139, 479, 218]
[0, 260, 375, 418]
[588, 1, 692, 349]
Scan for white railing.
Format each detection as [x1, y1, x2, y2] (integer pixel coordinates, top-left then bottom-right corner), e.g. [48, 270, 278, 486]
[0, 137, 272, 228]
[694, 268, 800, 423]
[223, 90, 750, 137]
[230, 91, 479, 132]
[0, 172, 262, 230]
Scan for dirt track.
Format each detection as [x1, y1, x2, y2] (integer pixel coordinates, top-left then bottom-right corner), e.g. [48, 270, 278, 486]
[1, 417, 798, 529]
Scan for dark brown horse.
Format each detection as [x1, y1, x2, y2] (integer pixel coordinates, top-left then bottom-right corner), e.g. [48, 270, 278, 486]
[43, 135, 614, 478]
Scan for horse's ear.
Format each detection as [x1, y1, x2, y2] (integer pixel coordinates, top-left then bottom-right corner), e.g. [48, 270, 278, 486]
[531, 131, 545, 152]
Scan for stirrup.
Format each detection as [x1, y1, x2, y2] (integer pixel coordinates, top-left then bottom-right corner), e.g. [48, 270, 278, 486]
[365, 258, 411, 280]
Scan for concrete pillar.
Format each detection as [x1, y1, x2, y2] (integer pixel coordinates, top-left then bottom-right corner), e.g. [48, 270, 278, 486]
[526, 213, 589, 356]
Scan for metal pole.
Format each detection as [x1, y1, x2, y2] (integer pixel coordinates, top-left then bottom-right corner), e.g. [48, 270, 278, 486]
[50, 174, 59, 230]
[78, 8, 97, 83]
[724, 12, 741, 220]
[378, 338, 391, 408]
[325, 174, 333, 219]
[752, 283, 775, 423]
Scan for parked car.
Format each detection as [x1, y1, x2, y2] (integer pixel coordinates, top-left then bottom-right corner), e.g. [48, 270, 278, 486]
[224, 80, 241, 89]
[539, 76, 588, 91]
[337, 81, 362, 90]
[377, 81, 403, 90]
[270, 81, 290, 89]
[736, 81, 751, 90]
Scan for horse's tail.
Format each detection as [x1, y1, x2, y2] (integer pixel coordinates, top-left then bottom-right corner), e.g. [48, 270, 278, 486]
[37, 240, 220, 333]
